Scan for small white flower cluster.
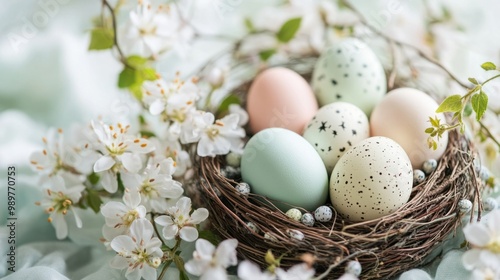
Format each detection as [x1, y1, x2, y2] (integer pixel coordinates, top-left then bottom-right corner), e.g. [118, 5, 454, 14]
[141, 74, 247, 157]
[462, 209, 500, 278]
[185, 238, 360, 280]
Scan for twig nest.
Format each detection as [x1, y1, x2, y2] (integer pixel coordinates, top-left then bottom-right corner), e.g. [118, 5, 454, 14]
[482, 197, 498, 211]
[314, 206, 333, 222]
[345, 260, 362, 277]
[413, 170, 426, 185]
[422, 159, 437, 174]
[458, 199, 473, 214]
[286, 208, 302, 222]
[301, 213, 315, 227]
[236, 182, 251, 194]
[221, 166, 241, 179]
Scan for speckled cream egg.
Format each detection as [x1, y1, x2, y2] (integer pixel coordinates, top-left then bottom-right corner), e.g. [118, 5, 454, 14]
[312, 38, 387, 115]
[370, 87, 449, 169]
[247, 67, 318, 134]
[303, 102, 369, 174]
[330, 137, 413, 222]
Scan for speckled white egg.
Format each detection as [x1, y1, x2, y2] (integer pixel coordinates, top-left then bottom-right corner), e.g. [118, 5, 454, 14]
[285, 208, 302, 222]
[345, 261, 362, 276]
[246, 222, 259, 234]
[330, 137, 413, 222]
[413, 169, 426, 185]
[312, 38, 387, 115]
[483, 197, 498, 211]
[301, 213, 315, 227]
[458, 199, 472, 214]
[303, 102, 369, 174]
[314, 206, 333, 222]
[287, 229, 305, 241]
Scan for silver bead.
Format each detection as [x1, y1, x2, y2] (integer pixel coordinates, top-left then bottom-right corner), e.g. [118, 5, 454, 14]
[482, 197, 498, 211]
[413, 169, 426, 185]
[458, 199, 473, 214]
[301, 213, 315, 227]
[345, 260, 362, 276]
[422, 159, 437, 175]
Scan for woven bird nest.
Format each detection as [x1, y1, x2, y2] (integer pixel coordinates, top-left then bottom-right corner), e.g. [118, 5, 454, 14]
[191, 71, 483, 279]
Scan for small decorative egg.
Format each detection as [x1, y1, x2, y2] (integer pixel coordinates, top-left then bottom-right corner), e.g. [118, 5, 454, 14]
[314, 206, 333, 222]
[345, 260, 362, 276]
[482, 197, 498, 211]
[480, 166, 490, 181]
[330, 137, 413, 222]
[264, 232, 278, 242]
[226, 152, 242, 167]
[247, 67, 318, 134]
[458, 199, 472, 214]
[246, 222, 259, 234]
[236, 182, 251, 194]
[287, 229, 305, 241]
[413, 169, 426, 185]
[303, 102, 369, 174]
[312, 38, 387, 115]
[241, 128, 329, 211]
[474, 158, 482, 173]
[221, 166, 241, 179]
[370, 88, 449, 169]
[422, 159, 437, 175]
[285, 208, 302, 222]
[213, 186, 222, 197]
[301, 213, 315, 227]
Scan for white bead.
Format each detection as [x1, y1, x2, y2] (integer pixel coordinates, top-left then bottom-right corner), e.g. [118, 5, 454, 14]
[345, 260, 362, 276]
[236, 182, 250, 194]
[482, 197, 498, 211]
[287, 229, 305, 241]
[246, 222, 259, 233]
[285, 208, 302, 222]
[422, 159, 437, 174]
[301, 213, 315, 227]
[226, 152, 242, 167]
[413, 169, 425, 185]
[459, 199, 472, 214]
[314, 206, 333, 222]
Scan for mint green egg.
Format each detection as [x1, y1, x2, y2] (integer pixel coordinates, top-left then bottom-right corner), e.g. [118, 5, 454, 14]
[241, 128, 329, 211]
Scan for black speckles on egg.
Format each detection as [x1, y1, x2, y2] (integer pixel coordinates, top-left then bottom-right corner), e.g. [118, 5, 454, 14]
[329, 137, 413, 222]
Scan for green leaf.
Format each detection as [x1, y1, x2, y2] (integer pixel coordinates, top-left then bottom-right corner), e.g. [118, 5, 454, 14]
[86, 189, 103, 213]
[173, 255, 189, 280]
[198, 230, 220, 246]
[436, 94, 462, 113]
[276, 17, 302, 43]
[471, 91, 488, 121]
[126, 55, 148, 68]
[481, 62, 497, 71]
[129, 83, 143, 100]
[87, 173, 100, 185]
[259, 49, 276, 61]
[468, 77, 479, 85]
[429, 116, 440, 127]
[425, 127, 435, 134]
[118, 67, 136, 88]
[140, 68, 157, 81]
[88, 28, 114, 50]
[216, 94, 241, 119]
[140, 130, 156, 138]
[463, 103, 473, 117]
[244, 18, 255, 33]
[117, 172, 125, 193]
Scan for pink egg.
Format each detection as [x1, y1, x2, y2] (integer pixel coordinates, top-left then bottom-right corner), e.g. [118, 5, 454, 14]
[247, 67, 318, 134]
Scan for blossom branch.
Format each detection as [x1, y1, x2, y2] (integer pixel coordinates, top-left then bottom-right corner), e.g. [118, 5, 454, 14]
[101, 0, 130, 67]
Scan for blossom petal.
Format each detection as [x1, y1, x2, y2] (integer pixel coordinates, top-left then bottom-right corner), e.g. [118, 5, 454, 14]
[162, 224, 178, 240]
[487, 209, 500, 235]
[141, 265, 157, 280]
[94, 155, 116, 172]
[179, 226, 199, 242]
[123, 190, 141, 208]
[462, 249, 481, 270]
[51, 213, 68, 240]
[154, 215, 173, 226]
[130, 219, 153, 241]
[195, 238, 216, 258]
[215, 239, 238, 268]
[200, 267, 228, 280]
[120, 153, 142, 173]
[238, 260, 274, 280]
[190, 208, 209, 224]
[185, 259, 209, 276]
[101, 202, 128, 218]
[101, 171, 118, 193]
[72, 208, 82, 228]
[109, 256, 128, 269]
[149, 99, 166, 115]
[176, 197, 192, 214]
[463, 223, 491, 247]
[111, 235, 136, 253]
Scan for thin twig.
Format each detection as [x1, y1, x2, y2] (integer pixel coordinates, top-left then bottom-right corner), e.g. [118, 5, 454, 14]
[479, 120, 500, 149]
[102, 0, 130, 67]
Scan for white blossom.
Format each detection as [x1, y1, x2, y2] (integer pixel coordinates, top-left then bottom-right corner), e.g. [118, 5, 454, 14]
[185, 238, 238, 280]
[149, 136, 192, 177]
[275, 263, 315, 280]
[36, 176, 84, 239]
[110, 219, 163, 280]
[228, 104, 249, 127]
[238, 260, 275, 280]
[100, 190, 147, 241]
[121, 157, 184, 212]
[91, 121, 154, 193]
[154, 197, 208, 242]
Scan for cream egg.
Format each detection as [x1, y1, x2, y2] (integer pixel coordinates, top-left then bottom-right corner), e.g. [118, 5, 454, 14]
[247, 67, 318, 134]
[330, 137, 413, 222]
[370, 87, 448, 169]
